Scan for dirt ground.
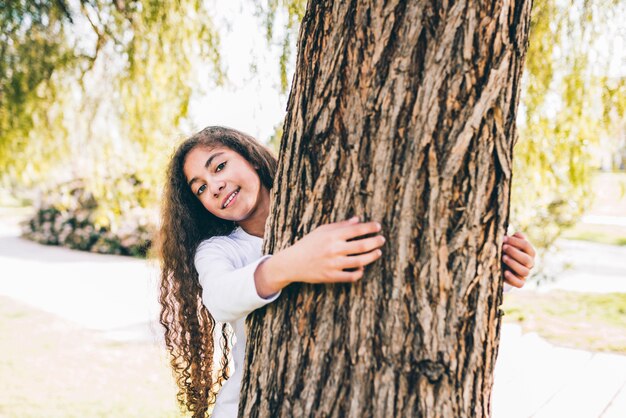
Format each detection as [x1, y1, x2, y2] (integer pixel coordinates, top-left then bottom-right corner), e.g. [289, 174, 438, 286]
[0, 296, 184, 418]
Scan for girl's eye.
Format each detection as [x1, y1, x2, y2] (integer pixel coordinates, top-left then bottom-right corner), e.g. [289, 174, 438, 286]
[216, 161, 226, 172]
[197, 184, 207, 196]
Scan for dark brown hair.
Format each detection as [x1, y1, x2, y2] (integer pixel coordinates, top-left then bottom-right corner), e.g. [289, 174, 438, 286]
[158, 126, 277, 417]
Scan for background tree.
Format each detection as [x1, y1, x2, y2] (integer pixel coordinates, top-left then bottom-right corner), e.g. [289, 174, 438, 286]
[0, 0, 221, 182]
[510, 0, 626, 252]
[241, 1, 532, 417]
[1, 0, 222, 237]
[0, 1, 76, 185]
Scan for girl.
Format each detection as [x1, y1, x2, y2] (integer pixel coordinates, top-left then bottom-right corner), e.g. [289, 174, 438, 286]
[158, 126, 535, 418]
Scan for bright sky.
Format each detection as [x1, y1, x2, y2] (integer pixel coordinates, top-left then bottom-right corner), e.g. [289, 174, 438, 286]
[187, 0, 293, 143]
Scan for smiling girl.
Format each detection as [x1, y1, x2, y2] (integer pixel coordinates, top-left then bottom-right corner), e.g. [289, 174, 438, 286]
[158, 126, 535, 417]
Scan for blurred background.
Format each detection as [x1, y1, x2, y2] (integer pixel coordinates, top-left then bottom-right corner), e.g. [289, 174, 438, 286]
[0, 0, 624, 417]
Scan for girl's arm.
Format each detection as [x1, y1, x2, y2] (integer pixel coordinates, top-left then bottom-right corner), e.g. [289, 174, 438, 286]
[196, 242, 281, 323]
[254, 219, 536, 297]
[254, 217, 385, 298]
[195, 217, 383, 322]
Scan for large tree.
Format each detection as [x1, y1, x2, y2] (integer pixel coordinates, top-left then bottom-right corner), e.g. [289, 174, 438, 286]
[241, 1, 532, 417]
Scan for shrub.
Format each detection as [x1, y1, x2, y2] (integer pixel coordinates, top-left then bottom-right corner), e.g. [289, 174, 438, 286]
[22, 177, 157, 257]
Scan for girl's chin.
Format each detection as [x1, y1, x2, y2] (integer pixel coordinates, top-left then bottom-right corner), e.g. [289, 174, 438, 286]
[207, 209, 240, 221]
[220, 209, 251, 223]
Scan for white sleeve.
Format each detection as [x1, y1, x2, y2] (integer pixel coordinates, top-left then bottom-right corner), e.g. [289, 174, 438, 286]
[195, 241, 281, 323]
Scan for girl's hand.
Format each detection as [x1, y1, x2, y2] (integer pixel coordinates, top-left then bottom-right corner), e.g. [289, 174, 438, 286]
[254, 217, 385, 297]
[502, 232, 536, 288]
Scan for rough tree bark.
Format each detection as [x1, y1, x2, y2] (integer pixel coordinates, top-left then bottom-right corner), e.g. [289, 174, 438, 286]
[241, 1, 532, 417]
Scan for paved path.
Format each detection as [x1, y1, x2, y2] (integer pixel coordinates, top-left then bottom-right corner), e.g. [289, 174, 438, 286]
[529, 239, 626, 294]
[0, 218, 162, 343]
[582, 215, 626, 228]
[1, 215, 625, 417]
[493, 325, 626, 418]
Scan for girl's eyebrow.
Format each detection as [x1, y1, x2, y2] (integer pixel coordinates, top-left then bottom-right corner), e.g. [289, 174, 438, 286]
[187, 151, 225, 187]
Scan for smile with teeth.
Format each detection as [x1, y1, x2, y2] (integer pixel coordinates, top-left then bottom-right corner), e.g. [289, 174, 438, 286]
[222, 189, 239, 209]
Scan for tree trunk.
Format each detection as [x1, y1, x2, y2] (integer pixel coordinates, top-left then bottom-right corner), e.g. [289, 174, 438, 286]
[241, 0, 532, 417]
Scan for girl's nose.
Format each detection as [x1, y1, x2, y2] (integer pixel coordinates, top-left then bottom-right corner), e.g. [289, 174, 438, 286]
[210, 180, 225, 197]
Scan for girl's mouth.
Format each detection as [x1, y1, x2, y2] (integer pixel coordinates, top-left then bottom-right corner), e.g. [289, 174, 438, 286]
[222, 188, 240, 209]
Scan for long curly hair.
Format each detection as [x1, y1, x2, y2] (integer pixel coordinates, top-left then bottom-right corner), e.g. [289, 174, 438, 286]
[157, 126, 277, 417]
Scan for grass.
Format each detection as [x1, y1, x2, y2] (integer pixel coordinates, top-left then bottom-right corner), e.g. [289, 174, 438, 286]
[0, 296, 186, 418]
[502, 290, 626, 354]
[562, 223, 626, 246]
[561, 172, 626, 246]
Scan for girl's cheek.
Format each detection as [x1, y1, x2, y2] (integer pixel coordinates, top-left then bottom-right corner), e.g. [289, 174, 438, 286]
[201, 198, 215, 214]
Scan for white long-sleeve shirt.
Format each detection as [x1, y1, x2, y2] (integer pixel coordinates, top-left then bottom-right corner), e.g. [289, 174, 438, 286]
[194, 226, 280, 417]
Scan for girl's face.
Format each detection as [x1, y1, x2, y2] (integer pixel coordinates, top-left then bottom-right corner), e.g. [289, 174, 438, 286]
[183, 145, 267, 223]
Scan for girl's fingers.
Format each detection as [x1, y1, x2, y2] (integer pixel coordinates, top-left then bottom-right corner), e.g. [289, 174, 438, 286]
[332, 216, 360, 228]
[503, 244, 533, 268]
[342, 235, 385, 255]
[318, 216, 359, 232]
[503, 254, 531, 278]
[504, 235, 536, 258]
[340, 249, 383, 269]
[504, 270, 525, 288]
[513, 231, 527, 240]
[338, 221, 382, 240]
[333, 267, 365, 282]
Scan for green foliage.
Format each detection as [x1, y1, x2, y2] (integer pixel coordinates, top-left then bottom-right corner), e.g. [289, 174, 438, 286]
[0, 0, 222, 195]
[254, 0, 306, 93]
[511, 0, 626, 251]
[0, 1, 76, 184]
[267, 121, 283, 154]
[116, 0, 223, 153]
[1, 1, 225, 255]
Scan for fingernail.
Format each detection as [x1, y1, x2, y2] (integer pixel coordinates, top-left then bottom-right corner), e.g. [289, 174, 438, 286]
[376, 222, 381, 230]
[503, 244, 509, 250]
[351, 216, 359, 222]
[503, 236, 508, 242]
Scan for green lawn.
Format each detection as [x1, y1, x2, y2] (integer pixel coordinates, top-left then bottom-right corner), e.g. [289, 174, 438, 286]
[562, 223, 626, 246]
[502, 290, 626, 354]
[0, 296, 186, 418]
[561, 172, 626, 246]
